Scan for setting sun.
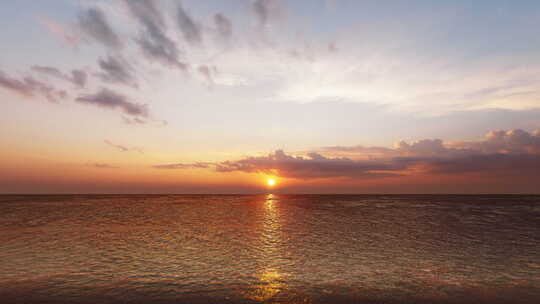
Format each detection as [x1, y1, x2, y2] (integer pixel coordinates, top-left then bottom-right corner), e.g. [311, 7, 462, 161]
[267, 178, 276, 187]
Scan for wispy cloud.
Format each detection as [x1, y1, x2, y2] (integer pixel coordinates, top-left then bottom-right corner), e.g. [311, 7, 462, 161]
[124, 0, 187, 70]
[78, 7, 123, 49]
[214, 13, 232, 41]
[0, 70, 67, 103]
[252, 0, 284, 28]
[176, 3, 202, 46]
[96, 55, 137, 88]
[76, 88, 148, 117]
[122, 116, 147, 125]
[37, 17, 80, 47]
[90, 163, 119, 169]
[32, 66, 87, 88]
[197, 65, 216, 85]
[153, 162, 213, 169]
[104, 139, 143, 153]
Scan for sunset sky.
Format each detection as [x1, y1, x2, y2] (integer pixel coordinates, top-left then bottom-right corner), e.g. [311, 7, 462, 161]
[2, 0, 540, 193]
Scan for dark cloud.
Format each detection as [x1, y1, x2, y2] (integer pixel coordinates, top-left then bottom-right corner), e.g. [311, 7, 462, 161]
[214, 13, 232, 40]
[76, 88, 148, 117]
[104, 139, 143, 153]
[71, 70, 88, 87]
[78, 7, 123, 49]
[454, 129, 540, 154]
[215, 150, 403, 179]
[32, 66, 87, 88]
[419, 153, 540, 175]
[176, 3, 202, 45]
[252, 0, 283, 27]
[153, 150, 404, 179]
[124, 0, 165, 28]
[197, 65, 215, 84]
[96, 56, 137, 87]
[0, 70, 67, 102]
[124, 0, 186, 69]
[153, 130, 540, 180]
[153, 162, 213, 169]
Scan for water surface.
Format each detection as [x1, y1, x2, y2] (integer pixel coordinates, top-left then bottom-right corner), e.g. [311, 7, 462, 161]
[1, 194, 539, 303]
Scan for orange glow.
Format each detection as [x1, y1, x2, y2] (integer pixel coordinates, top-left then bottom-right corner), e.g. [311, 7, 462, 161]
[267, 178, 276, 187]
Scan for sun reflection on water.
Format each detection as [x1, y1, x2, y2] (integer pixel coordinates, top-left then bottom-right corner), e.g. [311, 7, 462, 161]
[245, 268, 284, 302]
[243, 194, 302, 302]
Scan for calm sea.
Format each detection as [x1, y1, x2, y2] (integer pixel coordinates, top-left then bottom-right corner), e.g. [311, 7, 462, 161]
[0, 194, 539, 304]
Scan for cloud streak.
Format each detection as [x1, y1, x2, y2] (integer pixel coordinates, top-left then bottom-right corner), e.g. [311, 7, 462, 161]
[37, 17, 80, 47]
[78, 7, 123, 49]
[91, 163, 120, 169]
[214, 13, 232, 41]
[0, 70, 67, 102]
[124, 0, 186, 69]
[76, 88, 148, 117]
[104, 140, 143, 153]
[152, 162, 213, 169]
[252, 0, 284, 28]
[176, 3, 202, 45]
[96, 56, 137, 87]
[32, 66, 87, 88]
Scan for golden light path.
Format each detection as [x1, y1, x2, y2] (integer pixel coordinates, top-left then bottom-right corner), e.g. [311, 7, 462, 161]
[242, 193, 309, 303]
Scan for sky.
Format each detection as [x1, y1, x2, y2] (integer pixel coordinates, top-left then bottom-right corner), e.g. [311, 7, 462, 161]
[1, 0, 540, 193]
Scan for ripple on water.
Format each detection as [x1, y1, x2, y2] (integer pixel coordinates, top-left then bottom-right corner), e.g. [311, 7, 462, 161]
[0, 194, 539, 303]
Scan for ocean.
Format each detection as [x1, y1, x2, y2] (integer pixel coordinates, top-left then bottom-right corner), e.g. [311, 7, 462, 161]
[0, 194, 539, 303]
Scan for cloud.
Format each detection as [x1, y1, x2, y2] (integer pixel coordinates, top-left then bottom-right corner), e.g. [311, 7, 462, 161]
[0, 71, 35, 98]
[0, 70, 67, 102]
[71, 70, 88, 88]
[418, 153, 540, 175]
[453, 129, 540, 154]
[122, 116, 147, 125]
[327, 129, 540, 158]
[176, 3, 202, 45]
[37, 17, 80, 47]
[197, 65, 216, 84]
[396, 139, 449, 156]
[78, 7, 123, 49]
[153, 129, 540, 180]
[252, 0, 284, 27]
[96, 55, 137, 87]
[153, 162, 213, 169]
[91, 163, 119, 169]
[323, 145, 397, 158]
[215, 150, 404, 179]
[124, 0, 186, 69]
[214, 13, 232, 40]
[104, 139, 143, 153]
[76, 88, 148, 117]
[31, 66, 87, 88]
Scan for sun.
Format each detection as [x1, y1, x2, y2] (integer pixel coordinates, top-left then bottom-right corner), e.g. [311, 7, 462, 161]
[267, 178, 276, 187]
